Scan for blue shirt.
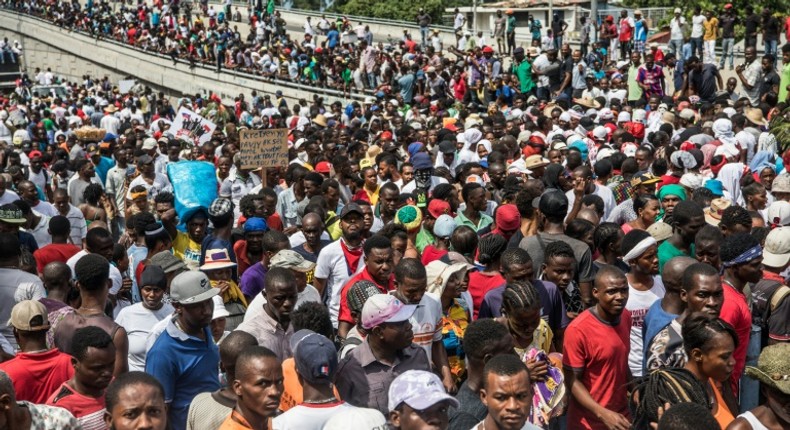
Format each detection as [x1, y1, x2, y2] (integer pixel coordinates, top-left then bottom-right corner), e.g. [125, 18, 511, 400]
[127, 244, 148, 303]
[145, 321, 220, 430]
[641, 299, 677, 373]
[94, 156, 115, 185]
[327, 30, 339, 48]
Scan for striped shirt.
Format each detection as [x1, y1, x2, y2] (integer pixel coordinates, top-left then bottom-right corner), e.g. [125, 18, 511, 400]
[46, 382, 106, 430]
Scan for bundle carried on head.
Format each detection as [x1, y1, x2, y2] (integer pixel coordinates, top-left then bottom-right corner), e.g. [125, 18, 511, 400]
[74, 126, 106, 143]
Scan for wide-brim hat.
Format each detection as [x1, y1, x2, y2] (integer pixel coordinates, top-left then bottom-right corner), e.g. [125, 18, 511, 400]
[745, 107, 768, 127]
[200, 248, 237, 271]
[704, 198, 732, 226]
[543, 102, 563, 118]
[573, 97, 601, 109]
[745, 343, 790, 395]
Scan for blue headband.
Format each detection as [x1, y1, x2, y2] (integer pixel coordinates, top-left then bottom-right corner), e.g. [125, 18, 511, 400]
[722, 245, 762, 268]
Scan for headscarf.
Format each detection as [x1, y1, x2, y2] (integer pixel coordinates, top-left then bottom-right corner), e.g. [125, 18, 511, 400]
[657, 184, 687, 220]
[700, 143, 717, 172]
[458, 128, 482, 164]
[712, 118, 741, 158]
[543, 164, 566, 191]
[717, 163, 746, 205]
[750, 151, 777, 183]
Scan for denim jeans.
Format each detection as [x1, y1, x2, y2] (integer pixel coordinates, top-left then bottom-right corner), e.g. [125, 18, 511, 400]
[420, 26, 429, 47]
[690, 37, 703, 57]
[669, 39, 683, 56]
[553, 36, 563, 50]
[367, 72, 377, 89]
[720, 38, 734, 68]
[765, 39, 778, 59]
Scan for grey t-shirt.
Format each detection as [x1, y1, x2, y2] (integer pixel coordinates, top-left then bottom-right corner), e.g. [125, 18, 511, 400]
[519, 232, 594, 284]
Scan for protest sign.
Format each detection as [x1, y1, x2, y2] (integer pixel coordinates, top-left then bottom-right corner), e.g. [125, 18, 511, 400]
[239, 128, 289, 171]
[118, 79, 136, 94]
[171, 107, 217, 146]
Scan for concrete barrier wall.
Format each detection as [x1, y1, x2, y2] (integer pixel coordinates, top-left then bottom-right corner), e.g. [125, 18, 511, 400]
[0, 10, 356, 106]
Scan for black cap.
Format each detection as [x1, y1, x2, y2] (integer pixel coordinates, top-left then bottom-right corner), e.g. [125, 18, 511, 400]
[533, 190, 569, 218]
[339, 202, 364, 219]
[438, 141, 456, 154]
[514, 47, 525, 55]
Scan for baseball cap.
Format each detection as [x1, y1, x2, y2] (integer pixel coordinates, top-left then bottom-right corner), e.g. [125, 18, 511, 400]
[630, 172, 661, 187]
[433, 214, 457, 239]
[142, 137, 158, 150]
[340, 202, 364, 219]
[315, 161, 332, 174]
[679, 109, 696, 121]
[438, 140, 456, 155]
[534, 190, 569, 218]
[170, 271, 219, 304]
[772, 173, 790, 193]
[767, 201, 790, 227]
[323, 407, 386, 430]
[270, 249, 316, 272]
[291, 329, 338, 385]
[674, 7, 681, 13]
[427, 199, 451, 219]
[149, 251, 188, 274]
[361, 294, 416, 330]
[0, 204, 24, 224]
[8, 300, 50, 331]
[411, 152, 432, 170]
[646, 221, 673, 242]
[387, 370, 460, 412]
[763, 227, 790, 268]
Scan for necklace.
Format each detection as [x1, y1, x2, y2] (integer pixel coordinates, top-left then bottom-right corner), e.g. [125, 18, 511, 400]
[302, 397, 338, 405]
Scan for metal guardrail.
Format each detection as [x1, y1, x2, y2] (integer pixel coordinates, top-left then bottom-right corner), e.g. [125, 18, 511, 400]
[4, 8, 367, 104]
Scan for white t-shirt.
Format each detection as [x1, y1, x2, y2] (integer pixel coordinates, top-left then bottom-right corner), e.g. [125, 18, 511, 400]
[288, 231, 331, 248]
[409, 293, 443, 360]
[0, 189, 19, 205]
[25, 214, 51, 247]
[565, 184, 617, 222]
[670, 17, 686, 40]
[314, 240, 357, 327]
[691, 15, 706, 38]
[126, 173, 172, 201]
[66, 250, 124, 295]
[626, 277, 665, 377]
[243, 285, 321, 323]
[64, 205, 87, 247]
[272, 401, 356, 430]
[115, 302, 175, 371]
[32, 200, 58, 218]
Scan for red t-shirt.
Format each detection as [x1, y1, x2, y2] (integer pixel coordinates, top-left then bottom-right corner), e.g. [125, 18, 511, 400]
[421, 245, 447, 266]
[719, 282, 751, 396]
[33, 243, 81, 274]
[0, 349, 74, 404]
[233, 240, 254, 277]
[46, 382, 107, 429]
[337, 268, 394, 325]
[563, 309, 633, 430]
[467, 272, 505, 320]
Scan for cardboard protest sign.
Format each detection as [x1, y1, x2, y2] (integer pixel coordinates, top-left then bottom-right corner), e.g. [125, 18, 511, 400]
[171, 107, 217, 146]
[239, 128, 289, 170]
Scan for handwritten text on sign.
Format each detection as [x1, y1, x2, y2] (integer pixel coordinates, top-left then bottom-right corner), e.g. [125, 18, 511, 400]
[240, 129, 289, 169]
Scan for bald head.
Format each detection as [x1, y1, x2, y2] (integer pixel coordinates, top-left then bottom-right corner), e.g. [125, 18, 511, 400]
[42, 262, 71, 290]
[662, 256, 697, 294]
[219, 331, 258, 380]
[577, 209, 600, 225]
[594, 264, 626, 289]
[302, 212, 324, 227]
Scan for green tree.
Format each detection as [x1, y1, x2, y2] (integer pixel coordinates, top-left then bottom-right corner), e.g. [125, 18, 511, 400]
[336, 0, 445, 22]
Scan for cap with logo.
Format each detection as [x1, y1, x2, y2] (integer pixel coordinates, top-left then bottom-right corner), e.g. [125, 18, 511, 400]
[8, 300, 50, 331]
[361, 294, 417, 330]
[291, 329, 338, 385]
[170, 271, 220, 304]
[630, 172, 661, 187]
[767, 201, 790, 227]
[200, 249, 237, 271]
[427, 199, 451, 219]
[387, 370, 460, 412]
[0, 204, 24, 225]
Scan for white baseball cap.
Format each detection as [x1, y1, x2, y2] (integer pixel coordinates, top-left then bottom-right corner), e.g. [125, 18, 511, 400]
[763, 227, 790, 268]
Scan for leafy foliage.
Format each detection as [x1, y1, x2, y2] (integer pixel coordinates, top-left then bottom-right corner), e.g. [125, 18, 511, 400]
[769, 107, 790, 153]
[332, 0, 445, 23]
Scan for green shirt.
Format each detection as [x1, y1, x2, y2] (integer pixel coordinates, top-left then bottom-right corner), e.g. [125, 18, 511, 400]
[455, 211, 493, 232]
[512, 59, 535, 93]
[507, 16, 517, 33]
[415, 227, 435, 253]
[628, 67, 643, 102]
[780, 64, 790, 102]
[657, 241, 695, 274]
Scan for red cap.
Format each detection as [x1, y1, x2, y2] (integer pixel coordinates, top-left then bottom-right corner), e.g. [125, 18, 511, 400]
[482, 46, 494, 54]
[528, 135, 546, 147]
[724, 3, 733, 8]
[380, 131, 393, 140]
[427, 199, 451, 219]
[495, 204, 521, 232]
[315, 161, 332, 173]
[28, 150, 42, 159]
[315, 47, 323, 54]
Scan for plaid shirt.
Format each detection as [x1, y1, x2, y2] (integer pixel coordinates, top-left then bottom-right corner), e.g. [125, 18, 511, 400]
[608, 177, 635, 205]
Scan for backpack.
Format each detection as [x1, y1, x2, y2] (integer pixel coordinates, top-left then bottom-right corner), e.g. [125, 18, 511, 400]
[754, 280, 790, 347]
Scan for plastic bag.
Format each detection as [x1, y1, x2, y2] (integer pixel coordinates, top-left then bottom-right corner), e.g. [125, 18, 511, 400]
[167, 160, 218, 230]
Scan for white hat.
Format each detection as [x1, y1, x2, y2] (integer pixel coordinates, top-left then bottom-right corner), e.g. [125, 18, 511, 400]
[142, 138, 158, 150]
[763, 227, 790, 268]
[679, 109, 696, 121]
[592, 126, 608, 141]
[632, 109, 647, 123]
[598, 108, 614, 121]
[212, 295, 230, 320]
[674, 7, 682, 13]
[559, 112, 572, 123]
[617, 111, 631, 123]
[767, 201, 790, 227]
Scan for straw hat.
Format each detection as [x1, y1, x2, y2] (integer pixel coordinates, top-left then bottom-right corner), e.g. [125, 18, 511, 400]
[745, 343, 790, 395]
[745, 107, 768, 127]
[572, 97, 601, 109]
[704, 198, 732, 226]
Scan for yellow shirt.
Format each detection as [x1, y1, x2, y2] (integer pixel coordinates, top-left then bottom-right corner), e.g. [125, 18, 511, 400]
[704, 17, 719, 41]
[172, 231, 201, 271]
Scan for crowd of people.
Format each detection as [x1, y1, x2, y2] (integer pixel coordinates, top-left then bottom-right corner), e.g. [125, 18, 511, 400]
[0, 1, 787, 430]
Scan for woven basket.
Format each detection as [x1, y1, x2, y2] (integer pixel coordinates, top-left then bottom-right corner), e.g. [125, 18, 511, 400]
[74, 127, 106, 142]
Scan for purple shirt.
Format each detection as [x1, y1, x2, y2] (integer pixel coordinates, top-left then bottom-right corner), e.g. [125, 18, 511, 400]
[240, 262, 267, 299]
[478, 279, 570, 333]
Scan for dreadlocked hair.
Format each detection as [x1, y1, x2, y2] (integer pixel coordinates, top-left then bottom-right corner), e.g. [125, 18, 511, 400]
[593, 222, 622, 255]
[629, 368, 710, 429]
[477, 234, 508, 266]
[502, 281, 540, 313]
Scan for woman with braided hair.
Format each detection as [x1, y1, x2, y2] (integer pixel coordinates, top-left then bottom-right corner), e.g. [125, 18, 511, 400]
[467, 233, 507, 319]
[683, 313, 739, 429]
[629, 367, 711, 429]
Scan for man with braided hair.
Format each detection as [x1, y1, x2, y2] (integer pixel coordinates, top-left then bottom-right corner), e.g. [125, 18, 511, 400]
[719, 232, 762, 398]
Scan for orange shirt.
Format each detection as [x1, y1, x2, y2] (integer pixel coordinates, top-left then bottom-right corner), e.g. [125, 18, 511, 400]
[279, 358, 341, 412]
[711, 379, 735, 429]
